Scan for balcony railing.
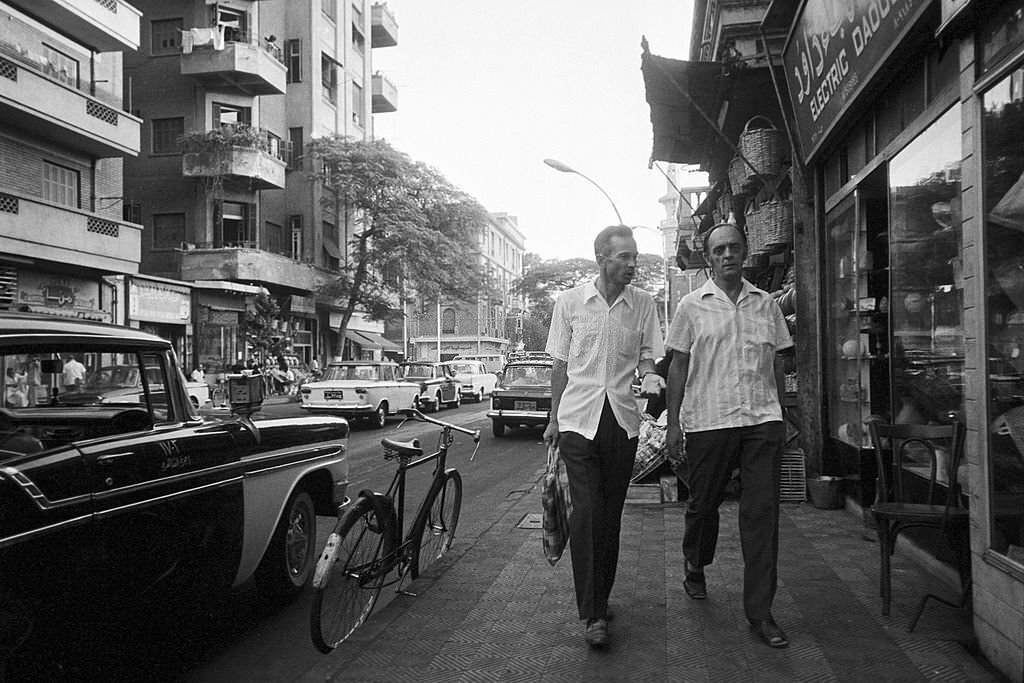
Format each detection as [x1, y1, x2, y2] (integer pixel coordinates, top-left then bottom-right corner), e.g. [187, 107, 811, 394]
[371, 71, 397, 113]
[0, 39, 123, 110]
[5, 0, 141, 52]
[181, 28, 284, 64]
[179, 28, 287, 96]
[180, 125, 289, 190]
[370, 3, 398, 48]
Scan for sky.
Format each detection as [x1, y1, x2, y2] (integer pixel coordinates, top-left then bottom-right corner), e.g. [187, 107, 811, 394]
[371, 1, 695, 261]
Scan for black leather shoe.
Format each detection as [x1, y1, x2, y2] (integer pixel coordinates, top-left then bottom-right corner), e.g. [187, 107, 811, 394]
[683, 571, 707, 599]
[751, 617, 789, 648]
[585, 618, 609, 649]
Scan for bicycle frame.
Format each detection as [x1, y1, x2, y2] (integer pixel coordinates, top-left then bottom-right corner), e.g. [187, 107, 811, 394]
[385, 432, 451, 563]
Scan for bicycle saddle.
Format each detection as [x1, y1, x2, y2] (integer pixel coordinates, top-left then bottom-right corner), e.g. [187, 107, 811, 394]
[381, 437, 422, 458]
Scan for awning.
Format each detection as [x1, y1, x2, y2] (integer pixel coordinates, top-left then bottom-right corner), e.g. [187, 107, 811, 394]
[344, 329, 401, 352]
[191, 280, 269, 296]
[323, 234, 341, 260]
[642, 53, 730, 165]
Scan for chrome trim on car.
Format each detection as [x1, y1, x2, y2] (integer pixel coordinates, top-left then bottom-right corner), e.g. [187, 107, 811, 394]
[486, 410, 549, 420]
[244, 446, 345, 477]
[0, 466, 92, 510]
[0, 514, 93, 550]
[93, 476, 244, 520]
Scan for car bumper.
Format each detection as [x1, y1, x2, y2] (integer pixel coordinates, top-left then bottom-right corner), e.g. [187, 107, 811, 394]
[301, 403, 376, 417]
[487, 409, 549, 424]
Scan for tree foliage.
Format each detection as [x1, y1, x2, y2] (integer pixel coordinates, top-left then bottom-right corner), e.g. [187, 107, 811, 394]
[512, 252, 666, 347]
[308, 136, 490, 337]
[243, 292, 281, 359]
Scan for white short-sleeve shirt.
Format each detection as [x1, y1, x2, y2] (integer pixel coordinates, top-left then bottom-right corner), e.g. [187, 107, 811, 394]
[665, 278, 792, 432]
[545, 281, 665, 439]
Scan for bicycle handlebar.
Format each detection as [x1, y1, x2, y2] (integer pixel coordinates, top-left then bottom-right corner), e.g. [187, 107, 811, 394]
[398, 408, 481, 443]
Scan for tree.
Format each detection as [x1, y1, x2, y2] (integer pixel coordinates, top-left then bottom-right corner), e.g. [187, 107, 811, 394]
[512, 252, 666, 345]
[243, 292, 281, 361]
[308, 136, 489, 340]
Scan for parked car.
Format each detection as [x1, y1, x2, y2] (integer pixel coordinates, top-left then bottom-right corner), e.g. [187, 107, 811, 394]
[452, 353, 506, 375]
[299, 360, 420, 428]
[0, 312, 349, 672]
[401, 361, 462, 412]
[442, 359, 498, 402]
[59, 363, 213, 409]
[487, 358, 554, 437]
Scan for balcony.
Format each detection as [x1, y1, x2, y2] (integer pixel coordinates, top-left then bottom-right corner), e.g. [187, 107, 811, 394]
[0, 48, 140, 157]
[179, 247, 319, 291]
[6, 0, 141, 52]
[180, 126, 288, 190]
[0, 191, 141, 274]
[371, 3, 398, 48]
[371, 72, 398, 113]
[180, 29, 287, 96]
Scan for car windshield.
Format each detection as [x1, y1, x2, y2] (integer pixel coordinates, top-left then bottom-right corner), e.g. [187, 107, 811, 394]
[322, 364, 382, 381]
[447, 363, 477, 374]
[504, 365, 551, 386]
[402, 365, 435, 379]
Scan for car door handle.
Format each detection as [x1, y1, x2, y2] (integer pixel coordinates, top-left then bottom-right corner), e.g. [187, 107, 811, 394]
[96, 452, 134, 464]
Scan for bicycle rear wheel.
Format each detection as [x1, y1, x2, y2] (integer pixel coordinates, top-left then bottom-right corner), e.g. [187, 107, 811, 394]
[310, 497, 396, 652]
[411, 469, 462, 579]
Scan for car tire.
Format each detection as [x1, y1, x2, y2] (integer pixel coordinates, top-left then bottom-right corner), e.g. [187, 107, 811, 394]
[427, 392, 441, 413]
[255, 488, 317, 596]
[476, 389, 484, 403]
[447, 392, 461, 409]
[370, 403, 387, 429]
[190, 395, 200, 408]
[492, 420, 505, 438]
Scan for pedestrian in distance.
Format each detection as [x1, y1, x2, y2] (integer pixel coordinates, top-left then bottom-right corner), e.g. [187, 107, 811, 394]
[543, 224, 666, 650]
[664, 222, 794, 649]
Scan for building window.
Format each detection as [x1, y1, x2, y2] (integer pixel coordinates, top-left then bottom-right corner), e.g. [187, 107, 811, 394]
[288, 127, 303, 170]
[322, 54, 339, 103]
[151, 18, 183, 55]
[216, 201, 254, 247]
[265, 221, 284, 255]
[152, 213, 186, 249]
[352, 23, 365, 56]
[441, 308, 456, 334]
[42, 161, 78, 208]
[322, 0, 337, 21]
[213, 102, 251, 127]
[152, 117, 184, 154]
[41, 44, 78, 88]
[322, 221, 339, 270]
[289, 215, 303, 260]
[214, 6, 247, 43]
[352, 82, 365, 127]
[285, 39, 302, 83]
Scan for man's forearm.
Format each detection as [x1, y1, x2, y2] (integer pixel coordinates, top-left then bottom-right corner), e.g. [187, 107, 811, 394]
[666, 352, 689, 429]
[549, 359, 568, 427]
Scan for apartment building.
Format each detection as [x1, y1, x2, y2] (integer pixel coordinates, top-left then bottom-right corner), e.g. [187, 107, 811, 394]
[122, 0, 398, 375]
[0, 1, 143, 330]
[405, 212, 526, 361]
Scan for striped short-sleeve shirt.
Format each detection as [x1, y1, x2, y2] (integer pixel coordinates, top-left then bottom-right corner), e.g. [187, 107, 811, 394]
[665, 278, 792, 432]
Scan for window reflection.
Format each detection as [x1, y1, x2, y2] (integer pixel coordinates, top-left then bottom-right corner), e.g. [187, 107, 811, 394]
[983, 66, 1024, 561]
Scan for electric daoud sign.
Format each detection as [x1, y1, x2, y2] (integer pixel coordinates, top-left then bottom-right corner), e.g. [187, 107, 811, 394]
[782, 0, 931, 163]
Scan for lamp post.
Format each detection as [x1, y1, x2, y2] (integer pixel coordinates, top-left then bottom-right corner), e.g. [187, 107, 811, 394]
[543, 158, 624, 225]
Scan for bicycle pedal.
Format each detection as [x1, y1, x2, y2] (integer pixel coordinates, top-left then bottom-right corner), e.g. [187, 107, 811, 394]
[397, 588, 418, 597]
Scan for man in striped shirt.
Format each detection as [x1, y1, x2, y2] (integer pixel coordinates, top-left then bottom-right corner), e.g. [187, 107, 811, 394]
[545, 224, 665, 649]
[665, 222, 793, 649]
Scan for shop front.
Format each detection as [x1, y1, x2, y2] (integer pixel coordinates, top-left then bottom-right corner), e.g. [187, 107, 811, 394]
[192, 280, 263, 378]
[770, 0, 1023, 676]
[127, 275, 192, 368]
[9, 269, 112, 323]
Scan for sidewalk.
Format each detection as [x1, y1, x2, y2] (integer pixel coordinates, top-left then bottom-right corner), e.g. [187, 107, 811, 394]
[302, 465, 1005, 683]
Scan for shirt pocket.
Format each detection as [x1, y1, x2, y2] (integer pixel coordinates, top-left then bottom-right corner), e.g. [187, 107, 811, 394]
[570, 319, 602, 359]
[612, 323, 641, 362]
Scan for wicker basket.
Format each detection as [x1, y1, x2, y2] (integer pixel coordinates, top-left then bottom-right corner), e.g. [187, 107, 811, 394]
[744, 206, 767, 259]
[729, 155, 748, 196]
[738, 115, 786, 179]
[761, 199, 794, 251]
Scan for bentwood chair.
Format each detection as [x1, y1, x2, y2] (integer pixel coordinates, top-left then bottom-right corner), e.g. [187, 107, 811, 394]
[867, 420, 970, 631]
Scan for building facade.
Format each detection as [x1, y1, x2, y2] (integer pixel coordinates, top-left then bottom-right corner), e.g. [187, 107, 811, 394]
[644, 0, 1024, 677]
[0, 0, 143, 329]
[406, 212, 526, 362]
[122, 0, 399, 375]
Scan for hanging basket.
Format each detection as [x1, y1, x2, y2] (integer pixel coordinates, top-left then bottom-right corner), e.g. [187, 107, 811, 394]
[729, 155, 749, 196]
[744, 205, 767, 260]
[738, 115, 786, 180]
[761, 198, 794, 251]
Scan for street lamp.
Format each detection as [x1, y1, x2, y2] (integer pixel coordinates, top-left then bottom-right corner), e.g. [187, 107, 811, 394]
[543, 158, 624, 225]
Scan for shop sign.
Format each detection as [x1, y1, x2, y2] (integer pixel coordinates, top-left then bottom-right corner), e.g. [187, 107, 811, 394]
[291, 295, 316, 314]
[15, 272, 109, 321]
[783, 0, 931, 163]
[129, 280, 190, 324]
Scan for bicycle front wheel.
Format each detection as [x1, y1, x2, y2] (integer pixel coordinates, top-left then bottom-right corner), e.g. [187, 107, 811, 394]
[411, 469, 462, 579]
[310, 497, 395, 653]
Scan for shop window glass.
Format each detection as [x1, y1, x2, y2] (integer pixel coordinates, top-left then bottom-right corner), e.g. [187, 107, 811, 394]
[980, 0, 1024, 75]
[982, 66, 1024, 560]
[888, 106, 963, 435]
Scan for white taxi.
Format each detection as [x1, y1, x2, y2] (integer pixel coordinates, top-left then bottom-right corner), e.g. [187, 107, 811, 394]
[298, 360, 420, 428]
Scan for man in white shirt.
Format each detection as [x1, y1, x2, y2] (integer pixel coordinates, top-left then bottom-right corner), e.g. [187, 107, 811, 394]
[61, 354, 86, 391]
[665, 222, 793, 649]
[544, 225, 665, 649]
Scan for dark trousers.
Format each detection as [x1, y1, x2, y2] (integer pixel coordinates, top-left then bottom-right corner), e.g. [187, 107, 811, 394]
[683, 421, 784, 622]
[558, 399, 637, 621]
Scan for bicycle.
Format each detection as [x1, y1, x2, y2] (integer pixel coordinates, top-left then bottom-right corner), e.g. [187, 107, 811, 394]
[309, 407, 480, 653]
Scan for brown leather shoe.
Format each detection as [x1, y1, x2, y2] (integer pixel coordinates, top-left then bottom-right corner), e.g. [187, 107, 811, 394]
[585, 618, 609, 649]
[683, 571, 707, 599]
[751, 617, 789, 648]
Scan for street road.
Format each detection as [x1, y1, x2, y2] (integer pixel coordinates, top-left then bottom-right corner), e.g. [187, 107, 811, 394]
[41, 399, 548, 682]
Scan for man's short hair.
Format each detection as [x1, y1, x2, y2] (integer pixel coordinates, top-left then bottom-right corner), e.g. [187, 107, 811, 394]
[594, 225, 634, 257]
[702, 222, 747, 255]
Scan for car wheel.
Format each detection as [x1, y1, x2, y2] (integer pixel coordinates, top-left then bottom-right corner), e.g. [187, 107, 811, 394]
[448, 392, 461, 409]
[370, 403, 387, 429]
[492, 420, 505, 438]
[255, 488, 317, 596]
[476, 389, 484, 403]
[190, 395, 200, 408]
[427, 392, 441, 413]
